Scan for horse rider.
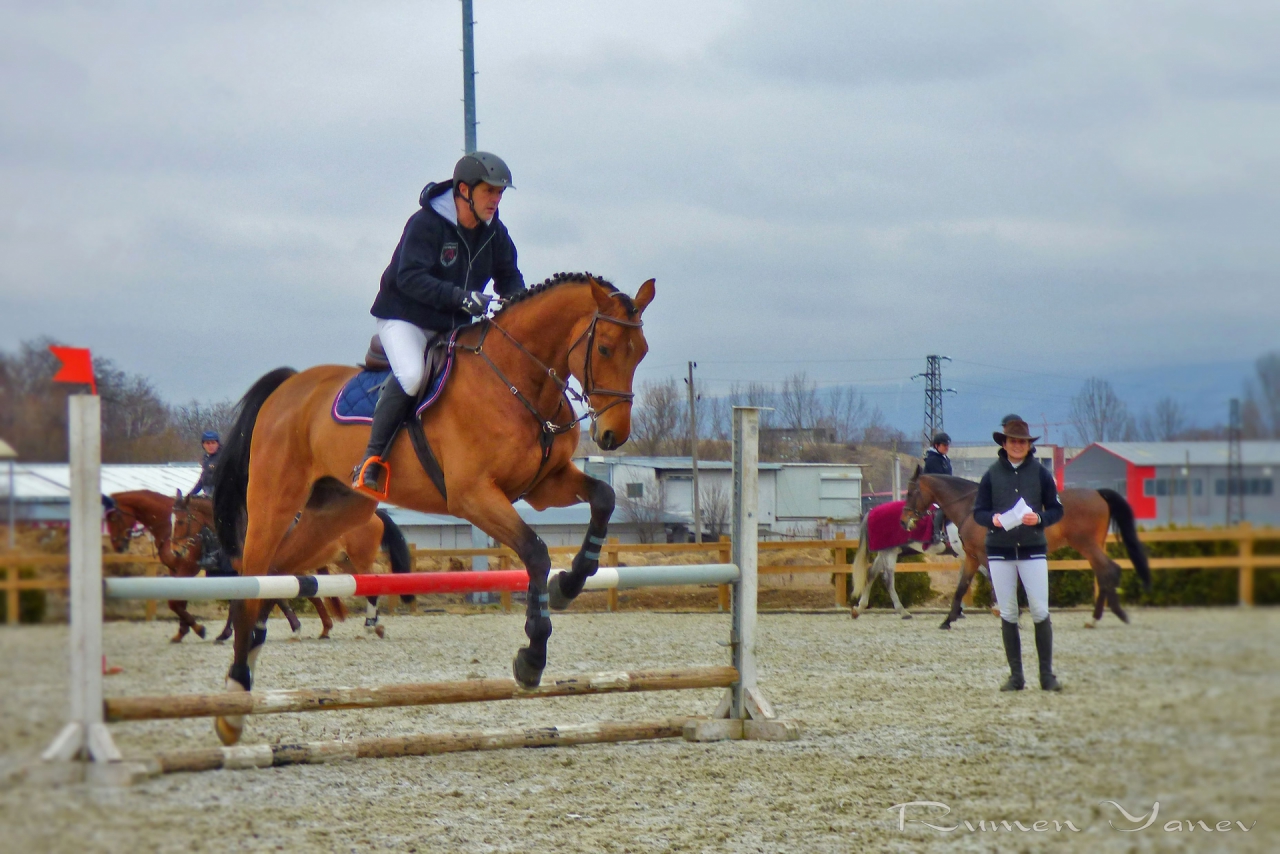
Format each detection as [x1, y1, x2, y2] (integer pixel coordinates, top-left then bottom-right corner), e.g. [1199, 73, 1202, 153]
[972, 416, 1064, 692]
[188, 430, 221, 498]
[353, 151, 527, 498]
[922, 432, 952, 545]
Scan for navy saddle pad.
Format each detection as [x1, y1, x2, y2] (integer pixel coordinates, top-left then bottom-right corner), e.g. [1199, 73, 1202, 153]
[332, 338, 456, 424]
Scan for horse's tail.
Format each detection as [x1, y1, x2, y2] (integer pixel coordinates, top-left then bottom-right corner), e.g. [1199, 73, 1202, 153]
[213, 367, 297, 557]
[851, 515, 871, 598]
[375, 508, 416, 605]
[1099, 488, 1152, 591]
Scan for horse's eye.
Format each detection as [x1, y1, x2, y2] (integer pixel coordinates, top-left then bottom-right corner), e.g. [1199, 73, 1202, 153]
[597, 345, 611, 358]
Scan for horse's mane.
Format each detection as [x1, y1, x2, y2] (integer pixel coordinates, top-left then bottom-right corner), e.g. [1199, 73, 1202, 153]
[494, 271, 637, 318]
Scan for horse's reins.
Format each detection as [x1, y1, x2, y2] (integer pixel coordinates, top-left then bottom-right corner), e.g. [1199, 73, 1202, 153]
[903, 483, 974, 531]
[457, 303, 642, 496]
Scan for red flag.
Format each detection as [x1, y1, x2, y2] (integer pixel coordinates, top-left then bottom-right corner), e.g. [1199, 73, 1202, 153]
[49, 346, 97, 395]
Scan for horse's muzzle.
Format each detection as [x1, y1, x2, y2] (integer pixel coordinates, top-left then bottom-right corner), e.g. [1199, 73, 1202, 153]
[596, 429, 619, 451]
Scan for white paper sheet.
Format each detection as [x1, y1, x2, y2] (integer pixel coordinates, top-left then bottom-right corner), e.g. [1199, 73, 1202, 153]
[997, 497, 1034, 530]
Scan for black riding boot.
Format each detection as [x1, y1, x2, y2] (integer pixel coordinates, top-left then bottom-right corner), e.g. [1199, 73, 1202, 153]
[352, 375, 415, 495]
[1035, 617, 1062, 691]
[1000, 620, 1025, 691]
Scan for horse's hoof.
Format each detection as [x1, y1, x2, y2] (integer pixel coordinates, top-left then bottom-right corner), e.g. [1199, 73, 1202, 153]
[990, 608, 1001, 618]
[170, 635, 184, 644]
[547, 573, 574, 611]
[318, 634, 331, 640]
[512, 648, 544, 688]
[287, 634, 302, 643]
[849, 607, 859, 619]
[1118, 612, 1131, 625]
[1084, 620, 1096, 629]
[194, 624, 207, 640]
[375, 625, 386, 639]
[955, 611, 966, 620]
[939, 621, 952, 630]
[901, 613, 913, 620]
[213, 637, 227, 645]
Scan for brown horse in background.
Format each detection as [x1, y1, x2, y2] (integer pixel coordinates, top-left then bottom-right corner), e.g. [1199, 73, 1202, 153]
[171, 493, 413, 639]
[104, 490, 304, 642]
[900, 470, 1152, 629]
[211, 274, 654, 745]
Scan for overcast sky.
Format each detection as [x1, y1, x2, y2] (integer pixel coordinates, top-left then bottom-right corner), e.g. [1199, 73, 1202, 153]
[3, 1, 1277, 442]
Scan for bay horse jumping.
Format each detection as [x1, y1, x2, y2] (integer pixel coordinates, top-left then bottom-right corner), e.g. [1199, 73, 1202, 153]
[171, 494, 413, 639]
[212, 274, 654, 745]
[900, 469, 1152, 629]
[104, 490, 304, 642]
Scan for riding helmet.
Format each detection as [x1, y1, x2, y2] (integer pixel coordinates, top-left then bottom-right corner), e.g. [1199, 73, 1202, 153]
[201, 430, 221, 443]
[931, 432, 951, 447]
[453, 152, 515, 190]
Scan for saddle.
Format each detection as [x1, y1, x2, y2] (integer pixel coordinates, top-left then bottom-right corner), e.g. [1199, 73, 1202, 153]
[335, 333, 459, 500]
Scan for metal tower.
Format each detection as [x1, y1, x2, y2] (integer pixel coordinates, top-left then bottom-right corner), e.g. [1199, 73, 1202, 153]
[912, 355, 955, 450]
[1226, 398, 1245, 525]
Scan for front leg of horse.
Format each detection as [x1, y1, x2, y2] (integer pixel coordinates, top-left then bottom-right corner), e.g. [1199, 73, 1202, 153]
[942, 561, 976, 629]
[167, 599, 206, 642]
[524, 469, 613, 612]
[514, 535, 554, 688]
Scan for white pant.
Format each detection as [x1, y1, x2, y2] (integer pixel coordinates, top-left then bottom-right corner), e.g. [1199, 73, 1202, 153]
[989, 557, 1050, 624]
[377, 319, 438, 397]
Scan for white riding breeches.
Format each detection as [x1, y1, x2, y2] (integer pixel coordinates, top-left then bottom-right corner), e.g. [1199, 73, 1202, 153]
[377, 319, 438, 397]
[989, 557, 1050, 624]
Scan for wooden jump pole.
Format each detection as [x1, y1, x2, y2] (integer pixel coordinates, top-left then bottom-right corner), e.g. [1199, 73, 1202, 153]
[106, 666, 738, 722]
[154, 718, 696, 774]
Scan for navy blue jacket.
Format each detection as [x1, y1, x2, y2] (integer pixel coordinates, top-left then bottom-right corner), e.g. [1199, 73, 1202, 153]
[370, 181, 526, 332]
[972, 449, 1064, 559]
[190, 450, 218, 498]
[922, 448, 952, 476]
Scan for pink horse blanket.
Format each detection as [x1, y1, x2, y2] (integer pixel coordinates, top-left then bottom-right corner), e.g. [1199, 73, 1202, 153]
[865, 500, 934, 553]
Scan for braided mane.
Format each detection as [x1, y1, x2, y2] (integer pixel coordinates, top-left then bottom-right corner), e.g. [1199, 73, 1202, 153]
[495, 271, 637, 317]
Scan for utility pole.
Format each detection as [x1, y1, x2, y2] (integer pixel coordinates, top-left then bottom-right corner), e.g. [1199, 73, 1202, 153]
[1227, 398, 1244, 525]
[686, 362, 702, 544]
[461, 0, 477, 153]
[912, 355, 955, 451]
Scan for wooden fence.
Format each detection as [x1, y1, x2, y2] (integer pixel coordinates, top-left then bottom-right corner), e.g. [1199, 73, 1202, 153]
[2, 524, 1276, 624]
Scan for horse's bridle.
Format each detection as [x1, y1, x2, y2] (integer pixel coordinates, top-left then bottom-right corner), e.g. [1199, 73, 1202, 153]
[901, 481, 972, 531]
[104, 506, 147, 548]
[458, 304, 643, 495]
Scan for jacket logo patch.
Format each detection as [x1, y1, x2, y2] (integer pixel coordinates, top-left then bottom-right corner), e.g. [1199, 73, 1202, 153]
[440, 243, 459, 267]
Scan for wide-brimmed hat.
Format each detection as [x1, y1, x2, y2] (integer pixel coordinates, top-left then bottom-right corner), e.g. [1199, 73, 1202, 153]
[993, 417, 1039, 445]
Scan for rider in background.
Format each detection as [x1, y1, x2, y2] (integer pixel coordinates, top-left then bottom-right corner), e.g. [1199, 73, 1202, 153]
[354, 152, 527, 498]
[188, 430, 221, 498]
[922, 432, 951, 545]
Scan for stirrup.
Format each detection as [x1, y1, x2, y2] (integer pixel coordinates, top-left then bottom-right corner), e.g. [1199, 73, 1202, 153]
[352, 456, 391, 501]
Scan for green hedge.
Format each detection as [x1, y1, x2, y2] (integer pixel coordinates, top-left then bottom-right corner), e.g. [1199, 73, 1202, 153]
[843, 549, 935, 609]
[967, 528, 1280, 608]
[0, 569, 48, 624]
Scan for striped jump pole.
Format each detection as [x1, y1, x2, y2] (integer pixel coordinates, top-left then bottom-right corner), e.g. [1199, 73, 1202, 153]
[103, 564, 741, 602]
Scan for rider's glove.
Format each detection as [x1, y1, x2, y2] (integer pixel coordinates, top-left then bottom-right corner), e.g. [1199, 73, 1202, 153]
[458, 290, 493, 317]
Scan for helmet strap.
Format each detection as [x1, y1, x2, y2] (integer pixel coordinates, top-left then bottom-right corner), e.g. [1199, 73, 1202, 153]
[458, 183, 487, 228]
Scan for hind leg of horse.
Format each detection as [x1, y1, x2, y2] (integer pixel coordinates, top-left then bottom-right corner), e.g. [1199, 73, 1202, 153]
[1083, 543, 1128, 626]
[312, 598, 334, 639]
[527, 467, 613, 610]
[217, 475, 312, 745]
[882, 553, 912, 619]
[854, 553, 881, 616]
[455, 487, 553, 687]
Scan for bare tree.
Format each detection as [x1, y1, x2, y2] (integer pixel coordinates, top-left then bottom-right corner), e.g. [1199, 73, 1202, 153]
[618, 480, 667, 544]
[699, 481, 731, 541]
[820, 385, 873, 444]
[629, 378, 686, 456]
[779, 372, 821, 430]
[1070, 378, 1131, 445]
[1138, 396, 1188, 441]
[1244, 351, 1280, 438]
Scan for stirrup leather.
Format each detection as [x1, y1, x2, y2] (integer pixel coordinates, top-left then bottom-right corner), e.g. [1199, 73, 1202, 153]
[352, 456, 391, 501]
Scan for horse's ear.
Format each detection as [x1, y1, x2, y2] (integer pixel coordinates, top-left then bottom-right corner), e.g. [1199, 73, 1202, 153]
[589, 279, 617, 314]
[101, 495, 116, 511]
[633, 278, 655, 313]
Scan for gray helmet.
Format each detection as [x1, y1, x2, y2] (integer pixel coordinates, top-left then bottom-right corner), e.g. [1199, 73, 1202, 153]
[453, 151, 514, 191]
[931, 432, 951, 447]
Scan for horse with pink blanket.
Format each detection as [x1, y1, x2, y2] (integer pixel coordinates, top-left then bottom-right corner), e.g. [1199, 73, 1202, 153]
[850, 500, 948, 618]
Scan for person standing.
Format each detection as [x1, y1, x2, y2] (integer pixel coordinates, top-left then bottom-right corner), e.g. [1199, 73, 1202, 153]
[972, 416, 1064, 691]
[353, 151, 526, 498]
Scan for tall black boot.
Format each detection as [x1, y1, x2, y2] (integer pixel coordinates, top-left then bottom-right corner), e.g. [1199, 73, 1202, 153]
[1035, 617, 1062, 691]
[1000, 620, 1025, 691]
[352, 375, 415, 496]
